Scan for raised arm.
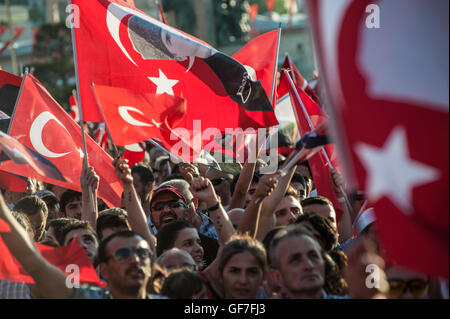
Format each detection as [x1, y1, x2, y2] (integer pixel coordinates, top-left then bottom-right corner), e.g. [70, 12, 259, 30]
[330, 167, 353, 243]
[237, 174, 278, 238]
[80, 162, 99, 230]
[228, 158, 257, 210]
[0, 193, 73, 299]
[113, 157, 156, 256]
[189, 176, 235, 246]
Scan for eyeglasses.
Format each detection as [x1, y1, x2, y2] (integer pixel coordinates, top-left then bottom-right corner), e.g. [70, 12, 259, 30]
[388, 279, 429, 297]
[151, 199, 187, 211]
[211, 177, 227, 186]
[107, 247, 152, 263]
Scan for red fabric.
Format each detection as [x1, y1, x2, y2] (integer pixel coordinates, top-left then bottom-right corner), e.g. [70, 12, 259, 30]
[306, 0, 449, 279]
[266, 0, 275, 12]
[69, 94, 79, 123]
[277, 55, 321, 105]
[0, 171, 27, 192]
[71, 0, 278, 132]
[0, 74, 122, 208]
[248, 4, 259, 21]
[0, 226, 103, 286]
[285, 74, 343, 221]
[123, 143, 145, 167]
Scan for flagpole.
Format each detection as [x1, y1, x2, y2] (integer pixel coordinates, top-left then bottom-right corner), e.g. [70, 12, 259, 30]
[269, 23, 282, 107]
[6, 71, 27, 135]
[284, 70, 353, 212]
[90, 82, 120, 158]
[69, 0, 96, 213]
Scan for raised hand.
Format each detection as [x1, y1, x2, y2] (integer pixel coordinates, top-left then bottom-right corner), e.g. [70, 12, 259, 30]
[189, 176, 220, 208]
[254, 174, 278, 201]
[178, 162, 199, 184]
[330, 167, 346, 198]
[80, 163, 99, 193]
[112, 157, 133, 185]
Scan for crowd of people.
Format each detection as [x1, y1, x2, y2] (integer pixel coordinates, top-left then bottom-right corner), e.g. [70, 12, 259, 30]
[0, 139, 447, 300]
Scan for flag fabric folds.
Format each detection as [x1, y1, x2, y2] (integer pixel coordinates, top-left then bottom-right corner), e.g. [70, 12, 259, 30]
[0, 74, 122, 208]
[71, 0, 278, 132]
[306, 0, 449, 279]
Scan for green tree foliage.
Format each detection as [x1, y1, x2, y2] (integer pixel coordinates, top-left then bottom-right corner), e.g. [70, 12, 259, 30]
[214, 0, 250, 46]
[28, 22, 74, 111]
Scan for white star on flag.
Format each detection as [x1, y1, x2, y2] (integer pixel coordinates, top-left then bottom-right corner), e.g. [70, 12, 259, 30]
[77, 147, 85, 158]
[355, 126, 440, 214]
[152, 119, 163, 130]
[148, 69, 179, 96]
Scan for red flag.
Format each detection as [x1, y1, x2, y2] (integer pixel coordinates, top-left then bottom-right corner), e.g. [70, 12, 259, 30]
[306, 0, 449, 279]
[0, 69, 22, 122]
[71, 0, 278, 132]
[266, 0, 275, 13]
[0, 171, 27, 192]
[285, 71, 343, 221]
[248, 4, 259, 21]
[123, 143, 145, 167]
[0, 74, 122, 208]
[69, 94, 80, 123]
[0, 228, 103, 286]
[277, 55, 321, 105]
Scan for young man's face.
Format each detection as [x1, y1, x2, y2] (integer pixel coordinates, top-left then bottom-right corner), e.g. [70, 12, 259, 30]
[221, 251, 264, 299]
[28, 209, 46, 242]
[100, 236, 152, 294]
[64, 228, 99, 264]
[274, 235, 325, 298]
[64, 199, 82, 220]
[274, 196, 303, 226]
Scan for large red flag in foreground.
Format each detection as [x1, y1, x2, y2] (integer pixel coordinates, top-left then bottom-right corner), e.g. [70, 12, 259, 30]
[0, 219, 103, 286]
[0, 74, 122, 208]
[71, 0, 278, 131]
[306, 0, 449, 279]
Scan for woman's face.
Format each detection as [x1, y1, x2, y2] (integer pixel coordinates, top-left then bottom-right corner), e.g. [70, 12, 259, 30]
[221, 251, 265, 299]
[173, 228, 204, 269]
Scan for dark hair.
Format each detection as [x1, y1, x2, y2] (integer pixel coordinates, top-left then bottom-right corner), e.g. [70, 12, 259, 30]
[98, 230, 145, 263]
[284, 185, 300, 202]
[14, 195, 48, 217]
[294, 212, 338, 252]
[262, 227, 284, 266]
[301, 196, 334, 210]
[218, 234, 267, 275]
[11, 211, 35, 240]
[269, 224, 320, 269]
[161, 269, 204, 299]
[56, 219, 96, 246]
[131, 164, 155, 185]
[59, 190, 81, 214]
[161, 173, 185, 184]
[96, 208, 131, 241]
[156, 221, 196, 257]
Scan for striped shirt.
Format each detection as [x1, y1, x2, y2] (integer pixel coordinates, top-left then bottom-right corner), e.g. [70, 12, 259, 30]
[0, 280, 31, 299]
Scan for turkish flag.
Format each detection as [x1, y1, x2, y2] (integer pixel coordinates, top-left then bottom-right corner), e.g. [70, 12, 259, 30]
[0, 74, 123, 208]
[71, 0, 277, 131]
[0, 219, 103, 286]
[0, 131, 65, 183]
[69, 94, 79, 123]
[277, 55, 321, 106]
[123, 143, 145, 167]
[0, 171, 27, 192]
[306, 0, 449, 278]
[285, 71, 344, 221]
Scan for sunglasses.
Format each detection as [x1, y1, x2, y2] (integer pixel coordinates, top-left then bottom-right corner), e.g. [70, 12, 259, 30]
[151, 199, 187, 211]
[388, 279, 429, 297]
[211, 177, 228, 186]
[108, 247, 152, 263]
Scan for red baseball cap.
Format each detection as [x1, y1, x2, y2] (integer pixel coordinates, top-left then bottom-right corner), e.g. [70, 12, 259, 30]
[150, 185, 188, 207]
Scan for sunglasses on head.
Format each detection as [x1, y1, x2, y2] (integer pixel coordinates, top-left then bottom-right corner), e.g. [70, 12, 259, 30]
[151, 199, 187, 211]
[388, 278, 429, 297]
[211, 177, 228, 186]
[108, 247, 152, 263]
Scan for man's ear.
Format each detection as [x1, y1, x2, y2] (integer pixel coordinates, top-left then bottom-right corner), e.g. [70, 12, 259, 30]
[145, 182, 154, 195]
